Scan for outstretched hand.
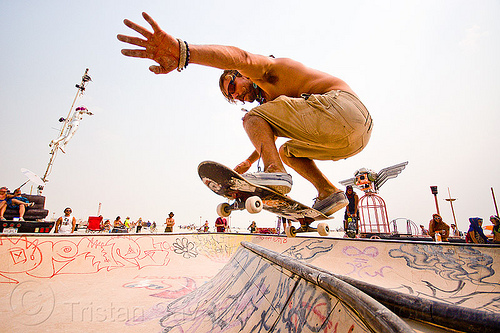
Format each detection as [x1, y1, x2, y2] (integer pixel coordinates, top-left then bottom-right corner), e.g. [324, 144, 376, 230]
[117, 12, 179, 74]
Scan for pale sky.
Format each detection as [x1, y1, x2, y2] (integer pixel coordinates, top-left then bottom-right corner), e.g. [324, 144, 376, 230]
[1, 1, 499, 233]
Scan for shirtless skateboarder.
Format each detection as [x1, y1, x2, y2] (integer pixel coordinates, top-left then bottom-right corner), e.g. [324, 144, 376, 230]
[117, 12, 373, 216]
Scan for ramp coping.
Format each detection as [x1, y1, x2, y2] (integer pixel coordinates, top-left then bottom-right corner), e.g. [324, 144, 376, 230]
[241, 241, 414, 333]
[333, 274, 500, 333]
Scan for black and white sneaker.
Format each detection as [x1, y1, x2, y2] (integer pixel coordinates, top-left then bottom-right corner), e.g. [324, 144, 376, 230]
[312, 191, 348, 216]
[242, 172, 293, 194]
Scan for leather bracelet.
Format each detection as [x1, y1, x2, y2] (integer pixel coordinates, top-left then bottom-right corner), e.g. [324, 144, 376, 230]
[177, 38, 187, 72]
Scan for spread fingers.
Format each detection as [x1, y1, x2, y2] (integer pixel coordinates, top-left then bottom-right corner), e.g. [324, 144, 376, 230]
[117, 34, 148, 48]
[142, 12, 162, 34]
[120, 49, 151, 59]
[123, 18, 152, 39]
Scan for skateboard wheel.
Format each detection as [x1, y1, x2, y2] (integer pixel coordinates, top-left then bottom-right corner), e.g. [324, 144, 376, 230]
[317, 223, 329, 236]
[245, 196, 263, 214]
[216, 203, 231, 217]
[285, 226, 296, 237]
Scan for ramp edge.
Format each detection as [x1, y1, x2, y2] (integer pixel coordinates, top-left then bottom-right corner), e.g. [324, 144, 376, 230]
[333, 275, 500, 333]
[241, 241, 414, 333]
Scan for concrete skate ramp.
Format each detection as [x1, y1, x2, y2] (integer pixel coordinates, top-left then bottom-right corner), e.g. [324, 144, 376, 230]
[282, 237, 500, 333]
[0, 233, 410, 333]
[0, 233, 499, 332]
[155, 241, 412, 332]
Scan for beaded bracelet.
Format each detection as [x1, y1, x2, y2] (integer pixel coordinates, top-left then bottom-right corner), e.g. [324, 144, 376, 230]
[184, 41, 190, 69]
[177, 38, 187, 72]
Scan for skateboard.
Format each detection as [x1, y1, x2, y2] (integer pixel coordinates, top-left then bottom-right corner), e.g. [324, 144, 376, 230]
[345, 217, 358, 238]
[198, 161, 331, 237]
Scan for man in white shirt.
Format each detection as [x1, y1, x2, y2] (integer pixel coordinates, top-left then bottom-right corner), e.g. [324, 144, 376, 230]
[55, 207, 76, 234]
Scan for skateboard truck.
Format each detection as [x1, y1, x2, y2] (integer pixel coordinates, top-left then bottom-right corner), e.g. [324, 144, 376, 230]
[217, 196, 263, 217]
[284, 217, 329, 237]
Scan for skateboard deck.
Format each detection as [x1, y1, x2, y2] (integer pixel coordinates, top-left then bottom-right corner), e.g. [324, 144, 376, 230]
[345, 217, 358, 238]
[198, 161, 331, 237]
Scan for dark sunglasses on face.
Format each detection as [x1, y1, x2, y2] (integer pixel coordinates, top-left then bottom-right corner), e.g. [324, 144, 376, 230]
[227, 75, 236, 96]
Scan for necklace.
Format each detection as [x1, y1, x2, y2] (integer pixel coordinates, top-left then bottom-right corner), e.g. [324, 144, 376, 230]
[253, 84, 266, 105]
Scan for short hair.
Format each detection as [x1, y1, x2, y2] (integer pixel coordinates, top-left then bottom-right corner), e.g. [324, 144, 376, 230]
[219, 70, 242, 104]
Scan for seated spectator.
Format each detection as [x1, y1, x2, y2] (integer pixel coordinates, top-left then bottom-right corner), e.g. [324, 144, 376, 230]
[102, 219, 112, 232]
[466, 217, 489, 244]
[112, 216, 127, 233]
[0, 186, 9, 221]
[428, 214, 450, 241]
[450, 224, 462, 237]
[490, 215, 500, 244]
[5, 188, 34, 221]
[419, 225, 430, 236]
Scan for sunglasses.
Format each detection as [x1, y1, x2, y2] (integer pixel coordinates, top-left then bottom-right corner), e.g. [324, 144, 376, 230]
[227, 75, 236, 96]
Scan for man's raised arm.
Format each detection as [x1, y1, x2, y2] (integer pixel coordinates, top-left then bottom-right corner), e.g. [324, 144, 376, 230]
[117, 12, 272, 79]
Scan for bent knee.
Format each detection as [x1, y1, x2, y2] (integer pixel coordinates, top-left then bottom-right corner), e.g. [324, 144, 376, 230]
[242, 113, 260, 126]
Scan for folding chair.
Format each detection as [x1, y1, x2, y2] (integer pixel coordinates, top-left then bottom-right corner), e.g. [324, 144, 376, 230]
[86, 216, 103, 233]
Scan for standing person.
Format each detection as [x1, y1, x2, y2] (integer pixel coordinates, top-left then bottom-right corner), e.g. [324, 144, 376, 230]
[428, 214, 450, 241]
[276, 216, 291, 234]
[343, 185, 359, 233]
[466, 217, 489, 244]
[203, 220, 210, 232]
[136, 217, 144, 233]
[248, 221, 257, 233]
[489, 215, 500, 244]
[55, 208, 76, 234]
[165, 212, 175, 232]
[215, 216, 227, 233]
[118, 12, 373, 216]
[124, 217, 132, 231]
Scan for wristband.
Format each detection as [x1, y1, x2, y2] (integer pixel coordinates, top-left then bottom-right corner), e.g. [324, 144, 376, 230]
[177, 38, 187, 72]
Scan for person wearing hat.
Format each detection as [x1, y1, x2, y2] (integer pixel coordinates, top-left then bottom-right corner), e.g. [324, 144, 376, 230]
[55, 207, 76, 234]
[343, 185, 359, 234]
[165, 212, 175, 232]
[429, 213, 450, 242]
[466, 217, 488, 244]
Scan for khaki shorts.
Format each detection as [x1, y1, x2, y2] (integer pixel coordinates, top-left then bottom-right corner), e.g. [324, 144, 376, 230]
[247, 90, 373, 161]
